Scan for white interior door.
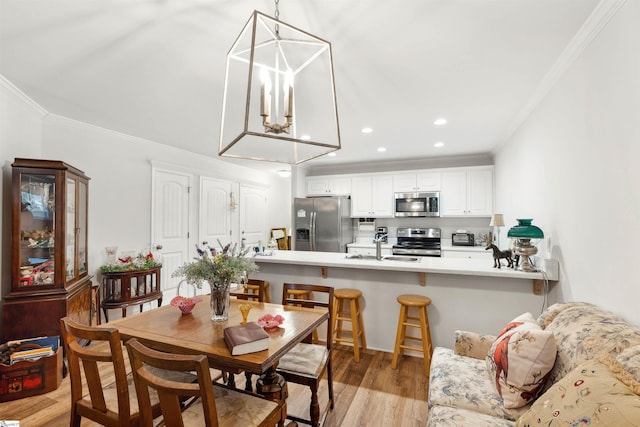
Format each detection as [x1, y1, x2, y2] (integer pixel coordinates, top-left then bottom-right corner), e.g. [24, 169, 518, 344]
[239, 184, 267, 250]
[152, 169, 191, 297]
[200, 177, 233, 249]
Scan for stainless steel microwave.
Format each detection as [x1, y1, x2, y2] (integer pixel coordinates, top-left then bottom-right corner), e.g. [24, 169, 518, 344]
[394, 192, 440, 217]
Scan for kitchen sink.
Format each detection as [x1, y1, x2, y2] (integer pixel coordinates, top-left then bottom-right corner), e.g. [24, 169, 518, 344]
[345, 254, 420, 262]
[382, 256, 420, 262]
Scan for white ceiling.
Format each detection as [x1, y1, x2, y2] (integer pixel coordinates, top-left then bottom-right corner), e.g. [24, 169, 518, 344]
[0, 0, 601, 170]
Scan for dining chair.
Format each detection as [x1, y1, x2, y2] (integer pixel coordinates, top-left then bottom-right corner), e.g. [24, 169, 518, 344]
[59, 316, 164, 427]
[125, 338, 282, 427]
[230, 278, 268, 302]
[277, 283, 335, 427]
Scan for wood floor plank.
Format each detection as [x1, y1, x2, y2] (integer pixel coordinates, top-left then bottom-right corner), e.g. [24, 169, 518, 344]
[0, 346, 429, 426]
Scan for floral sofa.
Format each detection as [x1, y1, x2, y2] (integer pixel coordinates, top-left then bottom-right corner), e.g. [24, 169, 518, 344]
[427, 302, 640, 426]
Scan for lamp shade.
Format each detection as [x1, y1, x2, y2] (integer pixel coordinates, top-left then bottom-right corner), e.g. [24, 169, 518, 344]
[507, 219, 544, 239]
[489, 213, 504, 227]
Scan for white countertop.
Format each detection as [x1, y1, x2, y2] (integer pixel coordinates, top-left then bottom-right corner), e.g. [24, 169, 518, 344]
[252, 250, 558, 281]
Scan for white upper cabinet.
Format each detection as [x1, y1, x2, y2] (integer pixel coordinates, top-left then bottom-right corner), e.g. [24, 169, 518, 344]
[393, 171, 441, 192]
[306, 176, 351, 196]
[440, 167, 493, 217]
[351, 175, 394, 217]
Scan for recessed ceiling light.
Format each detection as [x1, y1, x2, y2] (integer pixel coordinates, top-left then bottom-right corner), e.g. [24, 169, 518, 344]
[361, 127, 373, 134]
[433, 118, 447, 126]
[377, 147, 386, 152]
[300, 134, 311, 140]
[327, 152, 337, 157]
[434, 141, 445, 148]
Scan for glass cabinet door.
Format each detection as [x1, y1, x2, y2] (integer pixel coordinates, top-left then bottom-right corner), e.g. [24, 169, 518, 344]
[78, 180, 88, 275]
[18, 173, 56, 287]
[66, 177, 76, 281]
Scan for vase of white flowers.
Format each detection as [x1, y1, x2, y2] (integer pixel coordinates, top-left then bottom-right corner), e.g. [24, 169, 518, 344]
[172, 242, 257, 321]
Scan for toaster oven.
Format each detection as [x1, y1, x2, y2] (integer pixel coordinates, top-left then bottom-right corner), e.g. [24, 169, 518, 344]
[451, 233, 475, 246]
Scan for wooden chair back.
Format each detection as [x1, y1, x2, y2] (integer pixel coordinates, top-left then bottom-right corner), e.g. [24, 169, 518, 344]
[60, 316, 137, 427]
[281, 283, 334, 346]
[125, 338, 282, 427]
[125, 338, 219, 427]
[231, 278, 267, 302]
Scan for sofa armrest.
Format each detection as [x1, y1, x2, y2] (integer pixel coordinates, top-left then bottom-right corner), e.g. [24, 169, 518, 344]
[454, 330, 497, 360]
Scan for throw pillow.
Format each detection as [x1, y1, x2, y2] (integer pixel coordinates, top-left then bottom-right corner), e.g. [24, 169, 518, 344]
[486, 312, 557, 409]
[516, 355, 640, 426]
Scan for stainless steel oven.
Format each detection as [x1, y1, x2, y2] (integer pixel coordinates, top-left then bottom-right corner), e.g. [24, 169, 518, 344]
[393, 227, 441, 257]
[394, 192, 439, 217]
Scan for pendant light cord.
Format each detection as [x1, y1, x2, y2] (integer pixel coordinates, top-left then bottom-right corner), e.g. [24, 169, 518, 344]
[274, 0, 280, 37]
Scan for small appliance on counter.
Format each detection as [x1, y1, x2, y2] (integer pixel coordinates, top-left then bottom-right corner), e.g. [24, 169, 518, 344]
[452, 232, 475, 246]
[374, 226, 388, 243]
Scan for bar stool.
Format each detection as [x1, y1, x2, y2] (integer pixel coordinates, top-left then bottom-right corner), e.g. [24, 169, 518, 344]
[391, 294, 433, 376]
[332, 288, 367, 362]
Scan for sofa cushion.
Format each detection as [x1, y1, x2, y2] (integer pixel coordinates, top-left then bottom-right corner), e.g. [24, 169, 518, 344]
[486, 313, 557, 409]
[455, 330, 497, 360]
[429, 347, 529, 421]
[516, 355, 640, 427]
[543, 303, 640, 389]
[427, 405, 516, 427]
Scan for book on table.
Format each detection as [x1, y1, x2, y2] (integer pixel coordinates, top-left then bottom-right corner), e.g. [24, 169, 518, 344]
[223, 322, 270, 356]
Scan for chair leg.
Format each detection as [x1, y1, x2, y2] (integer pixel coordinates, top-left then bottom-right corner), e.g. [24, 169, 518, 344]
[356, 299, 367, 351]
[244, 371, 253, 392]
[328, 358, 334, 410]
[391, 305, 408, 369]
[350, 298, 360, 362]
[309, 382, 320, 427]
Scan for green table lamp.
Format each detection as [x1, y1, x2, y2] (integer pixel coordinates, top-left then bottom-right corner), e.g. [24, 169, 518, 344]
[507, 219, 544, 272]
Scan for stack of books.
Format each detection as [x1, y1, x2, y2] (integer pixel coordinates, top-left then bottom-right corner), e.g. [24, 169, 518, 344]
[8, 336, 59, 365]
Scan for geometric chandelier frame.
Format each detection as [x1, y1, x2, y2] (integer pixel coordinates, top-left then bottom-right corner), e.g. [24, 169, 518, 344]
[218, 11, 341, 164]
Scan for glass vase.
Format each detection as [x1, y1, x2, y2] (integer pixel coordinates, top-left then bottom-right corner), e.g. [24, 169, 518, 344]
[209, 280, 231, 322]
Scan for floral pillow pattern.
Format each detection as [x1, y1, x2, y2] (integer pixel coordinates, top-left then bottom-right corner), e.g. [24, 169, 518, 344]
[516, 356, 640, 427]
[486, 313, 557, 409]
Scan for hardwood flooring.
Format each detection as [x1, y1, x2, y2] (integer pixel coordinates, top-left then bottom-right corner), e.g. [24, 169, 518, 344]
[0, 345, 429, 426]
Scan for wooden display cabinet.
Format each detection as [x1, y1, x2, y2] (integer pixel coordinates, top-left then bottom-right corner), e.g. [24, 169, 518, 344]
[1, 158, 93, 342]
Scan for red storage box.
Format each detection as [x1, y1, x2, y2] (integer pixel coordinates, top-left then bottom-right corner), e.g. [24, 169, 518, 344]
[0, 345, 63, 402]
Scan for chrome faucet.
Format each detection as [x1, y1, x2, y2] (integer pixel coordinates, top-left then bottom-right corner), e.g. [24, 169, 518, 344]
[373, 234, 388, 261]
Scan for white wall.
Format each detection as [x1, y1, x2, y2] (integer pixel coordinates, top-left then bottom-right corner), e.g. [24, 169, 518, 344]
[0, 82, 292, 312]
[0, 78, 46, 293]
[494, 0, 640, 324]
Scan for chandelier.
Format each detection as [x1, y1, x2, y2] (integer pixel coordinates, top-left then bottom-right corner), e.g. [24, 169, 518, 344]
[218, 2, 341, 164]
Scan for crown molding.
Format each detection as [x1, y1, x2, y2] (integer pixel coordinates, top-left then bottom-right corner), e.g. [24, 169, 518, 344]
[498, 0, 627, 147]
[0, 74, 49, 116]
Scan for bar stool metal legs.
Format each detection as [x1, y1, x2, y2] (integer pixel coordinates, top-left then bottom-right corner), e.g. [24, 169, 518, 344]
[391, 294, 433, 376]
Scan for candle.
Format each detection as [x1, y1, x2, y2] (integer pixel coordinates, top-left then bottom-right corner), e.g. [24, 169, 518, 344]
[260, 67, 271, 122]
[284, 69, 294, 118]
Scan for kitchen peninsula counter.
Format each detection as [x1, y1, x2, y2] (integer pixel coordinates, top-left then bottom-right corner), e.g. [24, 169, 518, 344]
[251, 250, 560, 353]
[252, 250, 558, 282]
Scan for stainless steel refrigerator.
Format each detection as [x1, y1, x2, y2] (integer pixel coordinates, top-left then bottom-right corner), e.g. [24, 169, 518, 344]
[293, 197, 353, 252]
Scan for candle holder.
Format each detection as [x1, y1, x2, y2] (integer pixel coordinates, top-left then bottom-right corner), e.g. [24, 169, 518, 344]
[238, 303, 252, 324]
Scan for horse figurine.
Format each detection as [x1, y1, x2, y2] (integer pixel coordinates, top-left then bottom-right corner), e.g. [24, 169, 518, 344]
[485, 244, 513, 268]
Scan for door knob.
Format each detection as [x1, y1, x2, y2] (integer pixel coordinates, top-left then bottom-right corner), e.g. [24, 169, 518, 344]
[155, 245, 163, 250]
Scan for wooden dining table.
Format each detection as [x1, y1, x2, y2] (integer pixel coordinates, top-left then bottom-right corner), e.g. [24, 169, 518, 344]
[105, 295, 328, 426]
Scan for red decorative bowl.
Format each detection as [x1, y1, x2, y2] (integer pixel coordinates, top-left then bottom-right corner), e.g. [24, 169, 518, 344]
[170, 296, 202, 315]
[257, 314, 285, 330]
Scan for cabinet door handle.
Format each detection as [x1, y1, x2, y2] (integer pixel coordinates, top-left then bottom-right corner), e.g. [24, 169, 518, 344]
[155, 245, 163, 250]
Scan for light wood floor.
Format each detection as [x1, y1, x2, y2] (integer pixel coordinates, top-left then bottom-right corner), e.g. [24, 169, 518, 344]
[0, 345, 429, 426]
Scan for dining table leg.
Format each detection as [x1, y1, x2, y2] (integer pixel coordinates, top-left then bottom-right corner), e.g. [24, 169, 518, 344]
[256, 367, 295, 427]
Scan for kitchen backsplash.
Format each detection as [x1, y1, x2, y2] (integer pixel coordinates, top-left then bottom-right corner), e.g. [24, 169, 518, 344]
[353, 216, 495, 246]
